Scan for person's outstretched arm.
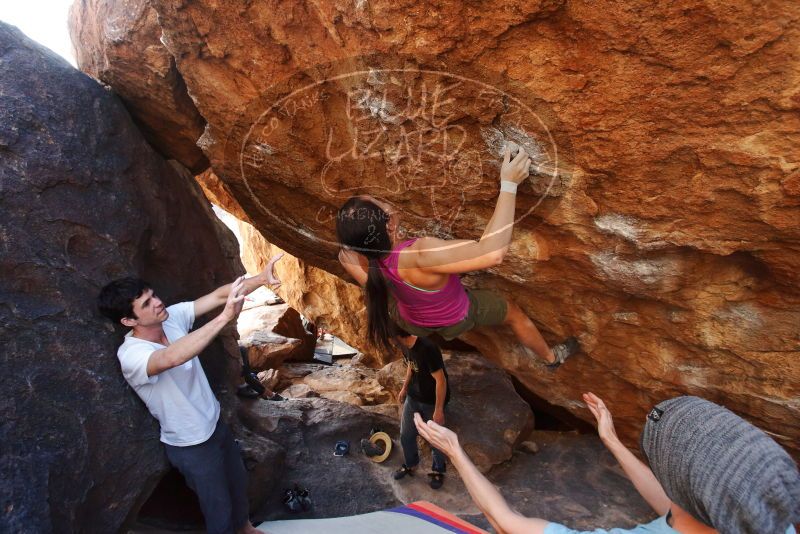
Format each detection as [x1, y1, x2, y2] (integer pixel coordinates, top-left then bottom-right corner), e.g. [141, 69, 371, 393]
[413, 413, 549, 534]
[193, 253, 284, 316]
[146, 277, 246, 376]
[583, 392, 671, 516]
[398, 363, 412, 403]
[414, 147, 531, 274]
[431, 369, 447, 425]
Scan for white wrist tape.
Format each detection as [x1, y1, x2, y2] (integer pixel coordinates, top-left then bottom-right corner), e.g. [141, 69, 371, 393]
[500, 180, 518, 194]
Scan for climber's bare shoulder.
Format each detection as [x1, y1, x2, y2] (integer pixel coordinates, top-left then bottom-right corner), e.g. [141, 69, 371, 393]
[408, 237, 498, 276]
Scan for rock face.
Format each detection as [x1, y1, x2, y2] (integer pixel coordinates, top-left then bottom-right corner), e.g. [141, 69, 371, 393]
[238, 220, 370, 362]
[274, 352, 533, 473]
[238, 397, 401, 520]
[0, 23, 243, 533]
[71, 1, 800, 457]
[238, 299, 315, 369]
[302, 365, 394, 406]
[68, 0, 208, 172]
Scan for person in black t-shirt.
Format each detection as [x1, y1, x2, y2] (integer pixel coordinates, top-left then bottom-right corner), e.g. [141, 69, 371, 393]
[391, 326, 450, 489]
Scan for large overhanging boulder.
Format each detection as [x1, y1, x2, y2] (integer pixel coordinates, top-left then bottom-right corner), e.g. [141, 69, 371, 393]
[0, 23, 244, 532]
[70, 1, 800, 457]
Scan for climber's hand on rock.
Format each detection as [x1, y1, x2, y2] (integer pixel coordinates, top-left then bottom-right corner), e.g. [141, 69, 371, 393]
[414, 412, 460, 458]
[500, 145, 530, 184]
[583, 392, 619, 445]
[398, 386, 407, 404]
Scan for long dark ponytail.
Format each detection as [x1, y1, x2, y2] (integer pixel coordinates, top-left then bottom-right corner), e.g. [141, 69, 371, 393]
[336, 196, 394, 351]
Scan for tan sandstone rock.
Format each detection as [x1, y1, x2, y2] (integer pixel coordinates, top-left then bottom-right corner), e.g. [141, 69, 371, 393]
[72, 0, 800, 457]
[69, 0, 208, 172]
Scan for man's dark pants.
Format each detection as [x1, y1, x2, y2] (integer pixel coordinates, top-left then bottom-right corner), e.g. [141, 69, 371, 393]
[400, 396, 446, 473]
[164, 420, 249, 534]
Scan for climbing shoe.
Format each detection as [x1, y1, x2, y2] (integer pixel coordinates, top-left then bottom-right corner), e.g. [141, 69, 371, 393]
[242, 370, 265, 396]
[236, 383, 261, 399]
[547, 337, 580, 369]
[428, 472, 444, 490]
[361, 438, 384, 457]
[283, 488, 303, 513]
[265, 392, 286, 401]
[296, 487, 312, 511]
[393, 464, 415, 480]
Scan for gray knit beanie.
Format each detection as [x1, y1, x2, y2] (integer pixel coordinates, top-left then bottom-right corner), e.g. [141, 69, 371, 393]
[640, 396, 800, 534]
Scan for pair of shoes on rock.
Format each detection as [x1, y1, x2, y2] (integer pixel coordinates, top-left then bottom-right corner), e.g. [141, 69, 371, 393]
[283, 485, 311, 513]
[546, 336, 580, 369]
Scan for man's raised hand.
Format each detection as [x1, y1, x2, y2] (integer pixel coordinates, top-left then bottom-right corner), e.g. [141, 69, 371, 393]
[265, 253, 284, 289]
[221, 276, 247, 322]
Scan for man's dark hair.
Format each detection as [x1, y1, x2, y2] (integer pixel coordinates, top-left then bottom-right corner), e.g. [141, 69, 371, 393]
[389, 323, 412, 339]
[97, 277, 151, 324]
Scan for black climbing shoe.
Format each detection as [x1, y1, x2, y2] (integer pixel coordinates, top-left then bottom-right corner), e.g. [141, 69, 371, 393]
[547, 337, 580, 369]
[283, 488, 303, 513]
[428, 472, 444, 490]
[266, 392, 286, 401]
[296, 487, 312, 511]
[236, 383, 261, 399]
[242, 370, 265, 396]
[393, 464, 415, 480]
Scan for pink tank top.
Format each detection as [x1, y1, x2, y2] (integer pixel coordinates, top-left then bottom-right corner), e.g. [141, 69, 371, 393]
[379, 238, 470, 327]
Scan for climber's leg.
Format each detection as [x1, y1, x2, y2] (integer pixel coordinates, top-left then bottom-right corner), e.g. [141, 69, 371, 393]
[503, 299, 556, 363]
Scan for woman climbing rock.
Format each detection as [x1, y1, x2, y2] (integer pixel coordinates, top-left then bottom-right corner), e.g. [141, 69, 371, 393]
[336, 147, 579, 367]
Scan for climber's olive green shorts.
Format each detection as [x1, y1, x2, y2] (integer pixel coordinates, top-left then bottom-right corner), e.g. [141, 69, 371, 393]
[389, 289, 508, 340]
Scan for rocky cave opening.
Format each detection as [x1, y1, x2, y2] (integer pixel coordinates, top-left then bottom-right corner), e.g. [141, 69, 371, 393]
[136, 468, 205, 531]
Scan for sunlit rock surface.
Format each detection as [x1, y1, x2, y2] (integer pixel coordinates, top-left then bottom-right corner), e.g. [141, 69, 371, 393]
[71, 0, 800, 457]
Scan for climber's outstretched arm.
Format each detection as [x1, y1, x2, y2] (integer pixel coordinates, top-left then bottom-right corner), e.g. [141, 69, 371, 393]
[415, 147, 530, 274]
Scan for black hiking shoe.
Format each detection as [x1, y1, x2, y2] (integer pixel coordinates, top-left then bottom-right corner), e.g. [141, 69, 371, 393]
[547, 337, 580, 369]
[428, 472, 444, 490]
[393, 464, 415, 480]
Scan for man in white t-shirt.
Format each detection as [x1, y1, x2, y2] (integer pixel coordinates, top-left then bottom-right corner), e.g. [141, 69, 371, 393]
[97, 255, 283, 534]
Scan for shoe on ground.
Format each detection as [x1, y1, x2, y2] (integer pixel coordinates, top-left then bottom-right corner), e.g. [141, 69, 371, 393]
[361, 438, 384, 457]
[393, 464, 415, 480]
[236, 384, 261, 399]
[266, 392, 286, 401]
[428, 472, 444, 490]
[547, 337, 580, 369]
